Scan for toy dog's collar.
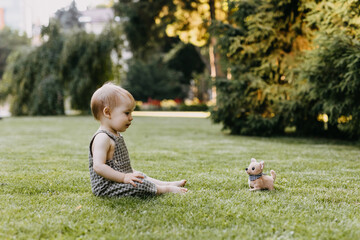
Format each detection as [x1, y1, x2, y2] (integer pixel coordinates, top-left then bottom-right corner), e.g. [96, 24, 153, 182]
[249, 173, 263, 181]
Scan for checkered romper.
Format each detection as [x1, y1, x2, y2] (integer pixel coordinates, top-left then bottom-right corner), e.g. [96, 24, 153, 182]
[89, 130, 157, 197]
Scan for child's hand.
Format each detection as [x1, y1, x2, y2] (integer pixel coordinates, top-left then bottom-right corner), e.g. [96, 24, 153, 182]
[124, 172, 144, 187]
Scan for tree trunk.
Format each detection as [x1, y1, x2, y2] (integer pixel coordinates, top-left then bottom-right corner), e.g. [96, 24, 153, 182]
[208, 0, 224, 103]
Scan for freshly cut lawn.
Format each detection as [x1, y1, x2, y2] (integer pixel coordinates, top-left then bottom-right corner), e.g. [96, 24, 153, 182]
[0, 116, 359, 239]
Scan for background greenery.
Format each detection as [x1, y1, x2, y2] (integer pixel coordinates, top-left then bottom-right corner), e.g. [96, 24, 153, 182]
[0, 116, 359, 239]
[1, 0, 360, 139]
[0, 2, 121, 115]
[0, 28, 29, 82]
[211, 0, 360, 139]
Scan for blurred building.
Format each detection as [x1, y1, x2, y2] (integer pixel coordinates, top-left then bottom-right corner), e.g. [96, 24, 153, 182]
[79, 8, 114, 34]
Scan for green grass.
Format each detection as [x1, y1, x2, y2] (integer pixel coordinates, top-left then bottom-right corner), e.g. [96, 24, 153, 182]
[0, 116, 359, 239]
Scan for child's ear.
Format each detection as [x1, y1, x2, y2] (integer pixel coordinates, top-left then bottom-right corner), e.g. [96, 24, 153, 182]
[103, 107, 111, 118]
[260, 161, 264, 170]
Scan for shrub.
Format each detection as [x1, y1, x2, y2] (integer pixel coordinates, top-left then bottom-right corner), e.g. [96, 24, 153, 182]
[179, 103, 208, 112]
[125, 58, 185, 102]
[29, 75, 64, 115]
[296, 35, 360, 139]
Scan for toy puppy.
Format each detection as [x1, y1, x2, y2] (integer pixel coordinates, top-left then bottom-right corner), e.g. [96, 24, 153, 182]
[245, 158, 276, 191]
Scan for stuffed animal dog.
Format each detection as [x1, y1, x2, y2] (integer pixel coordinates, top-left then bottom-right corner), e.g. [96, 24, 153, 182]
[245, 158, 276, 191]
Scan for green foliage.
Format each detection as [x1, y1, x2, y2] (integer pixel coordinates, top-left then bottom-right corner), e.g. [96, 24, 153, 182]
[61, 27, 121, 111]
[298, 35, 360, 139]
[125, 58, 184, 101]
[212, 76, 282, 136]
[30, 75, 65, 115]
[276, 78, 325, 137]
[114, 0, 178, 59]
[166, 43, 205, 85]
[2, 22, 65, 116]
[0, 28, 29, 81]
[305, 0, 360, 38]
[280, 0, 360, 139]
[211, 0, 360, 139]
[212, 0, 311, 136]
[114, 1, 206, 100]
[1, 3, 121, 115]
[123, 41, 205, 102]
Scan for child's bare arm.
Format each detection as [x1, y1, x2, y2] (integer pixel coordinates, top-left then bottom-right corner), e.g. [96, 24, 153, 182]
[92, 133, 143, 187]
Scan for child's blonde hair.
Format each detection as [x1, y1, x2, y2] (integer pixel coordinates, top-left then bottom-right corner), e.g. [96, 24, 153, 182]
[90, 82, 135, 120]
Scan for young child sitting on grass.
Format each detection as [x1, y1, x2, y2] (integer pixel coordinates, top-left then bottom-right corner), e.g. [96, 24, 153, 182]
[89, 82, 187, 197]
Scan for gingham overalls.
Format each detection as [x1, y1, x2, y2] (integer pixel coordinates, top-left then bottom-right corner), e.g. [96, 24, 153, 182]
[89, 130, 157, 197]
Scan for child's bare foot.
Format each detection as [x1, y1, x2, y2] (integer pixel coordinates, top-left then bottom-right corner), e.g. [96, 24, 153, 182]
[157, 185, 188, 194]
[168, 180, 187, 187]
[169, 186, 188, 194]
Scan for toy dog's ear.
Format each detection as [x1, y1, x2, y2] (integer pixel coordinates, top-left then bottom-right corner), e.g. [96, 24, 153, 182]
[251, 158, 256, 162]
[260, 161, 264, 170]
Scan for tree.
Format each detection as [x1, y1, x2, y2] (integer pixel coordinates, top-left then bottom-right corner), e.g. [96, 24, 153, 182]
[125, 57, 184, 101]
[210, 0, 360, 140]
[1, 3, 122, 115]
[114, 0, 177, 60]
[1, 22, 65, 115]
[113, 0, 207, 101]
[291, 0, 360, 139]
[211, 0, 313, 136]
[283, 35, 360, 139]
[156, 0, 229, 100]
[0, 28, 29, 82]
[166, 43, 205, 85]
[61, 26, 122, 111]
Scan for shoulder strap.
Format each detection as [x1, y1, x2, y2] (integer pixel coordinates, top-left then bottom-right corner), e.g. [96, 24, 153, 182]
[89, 130, 117, 157]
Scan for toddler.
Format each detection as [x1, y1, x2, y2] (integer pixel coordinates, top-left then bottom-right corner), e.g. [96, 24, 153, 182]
[89, 83, 187, 197]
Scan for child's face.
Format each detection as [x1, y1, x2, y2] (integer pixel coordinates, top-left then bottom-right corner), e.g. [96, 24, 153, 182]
[109, 99, 135, 133]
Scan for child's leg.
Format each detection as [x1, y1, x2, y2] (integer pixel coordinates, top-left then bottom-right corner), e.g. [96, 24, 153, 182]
[132, 170, 187, 189]
[156, 184, 188, 194]
[146, 176, 187, 187]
